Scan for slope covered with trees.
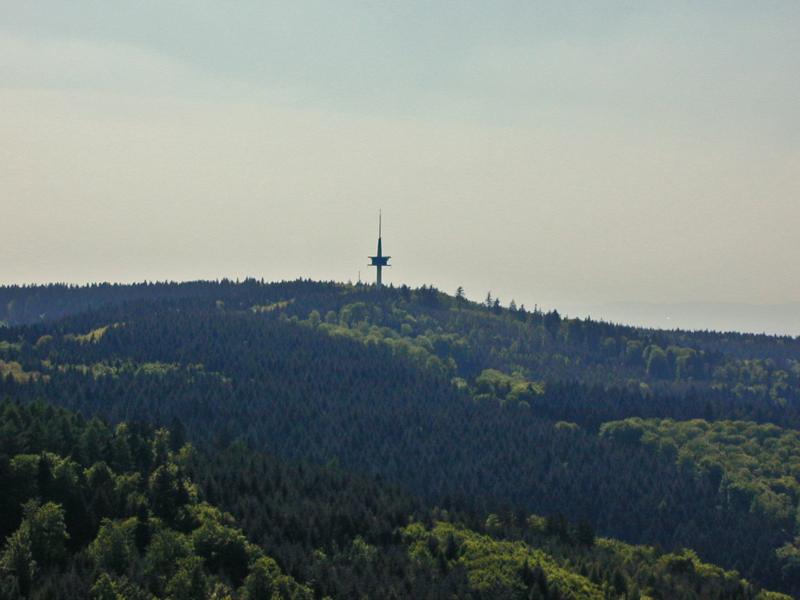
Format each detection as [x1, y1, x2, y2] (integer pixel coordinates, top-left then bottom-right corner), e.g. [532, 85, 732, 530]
[0, 401, 311, 599]
[1, 280, 799, 596]
[1, 402, 788, 600]
[601, 417, 800, 585]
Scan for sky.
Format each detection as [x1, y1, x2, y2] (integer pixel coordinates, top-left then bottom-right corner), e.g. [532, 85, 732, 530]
[1, 2, 799, 333]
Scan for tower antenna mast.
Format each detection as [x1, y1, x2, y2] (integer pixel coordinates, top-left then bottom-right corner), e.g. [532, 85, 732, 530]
[368, 210, 390, 289]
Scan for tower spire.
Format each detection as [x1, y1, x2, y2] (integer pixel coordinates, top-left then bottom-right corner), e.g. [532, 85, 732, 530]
[368, 211, 390, 289]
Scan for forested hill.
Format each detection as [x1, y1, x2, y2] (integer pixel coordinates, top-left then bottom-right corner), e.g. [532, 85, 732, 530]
[2, 402, 788, 599]
[1, 279, 800, 597]
[3, 280, 799, 427]
[3, 278, 798, 360]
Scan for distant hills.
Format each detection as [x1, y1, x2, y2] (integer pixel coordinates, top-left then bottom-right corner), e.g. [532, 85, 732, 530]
[562, 301, 800, 337]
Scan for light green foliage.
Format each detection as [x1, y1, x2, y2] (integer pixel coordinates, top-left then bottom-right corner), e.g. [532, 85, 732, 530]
[19, 499, 69, 566]
[554, 421, 580, 432]
[670, 346, 700, 379]
[136, 362, 181, 377]
[165, 556, 207, 600]
[56, 361, 120, 378]
[34, 335, 54, 349]
[91, 573, 125, 600]
[758, 593, 795, 600]
[90, 574, 152, 600]
[600, 336, 617, 357]
[312, 301, 551, 390]
[148, 463, 191, 523]
[338, 302, 369, 326]
[112, 423, 135, 471]
[776, 537, 800, 581]
[624, 340, 644, 366]
[143, 529, 192, 594]
[0, 360, 44, 383]
[506, 514, 788, 600]
[69, 325, 111, 344]
[239, 556, 313, 600]
[484, 513, 502, 531]
[600, 418, 800, 525]
[9, 452, 61, 500]
[189, 503, 260, 586]
[312, 303, 457, 377]
[474, 368, 543, 407]
[0, 527, 36, 597]
[403, 521, 604, 599]
[308, 301, 553, 395]
[151, 428, 172, 466]
[208, 582, 235, 600]
[451, 376, 469, 390]
[0, 340, 20, 353]
[587, 538, 787, 600]
[348, 536, 378, 564]
[86, 460, 117, 489]
[644, 345, 670, 379]
[713, 358, 795, 405]
[250, 300, 293, 313]
[526, 515, 548, 533]
[90, 518, 139, 576]
[52, 360, 213, 382]
[52, 452, 81, 488]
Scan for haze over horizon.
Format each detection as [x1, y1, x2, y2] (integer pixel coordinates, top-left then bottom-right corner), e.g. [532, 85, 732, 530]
[2, 2, 799, 334]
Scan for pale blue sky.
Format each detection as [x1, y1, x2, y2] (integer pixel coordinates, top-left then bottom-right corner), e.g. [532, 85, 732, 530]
[2, 2, 799, 331]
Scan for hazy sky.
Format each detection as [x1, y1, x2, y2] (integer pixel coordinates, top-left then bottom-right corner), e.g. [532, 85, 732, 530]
[2, 2, 799, 330]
